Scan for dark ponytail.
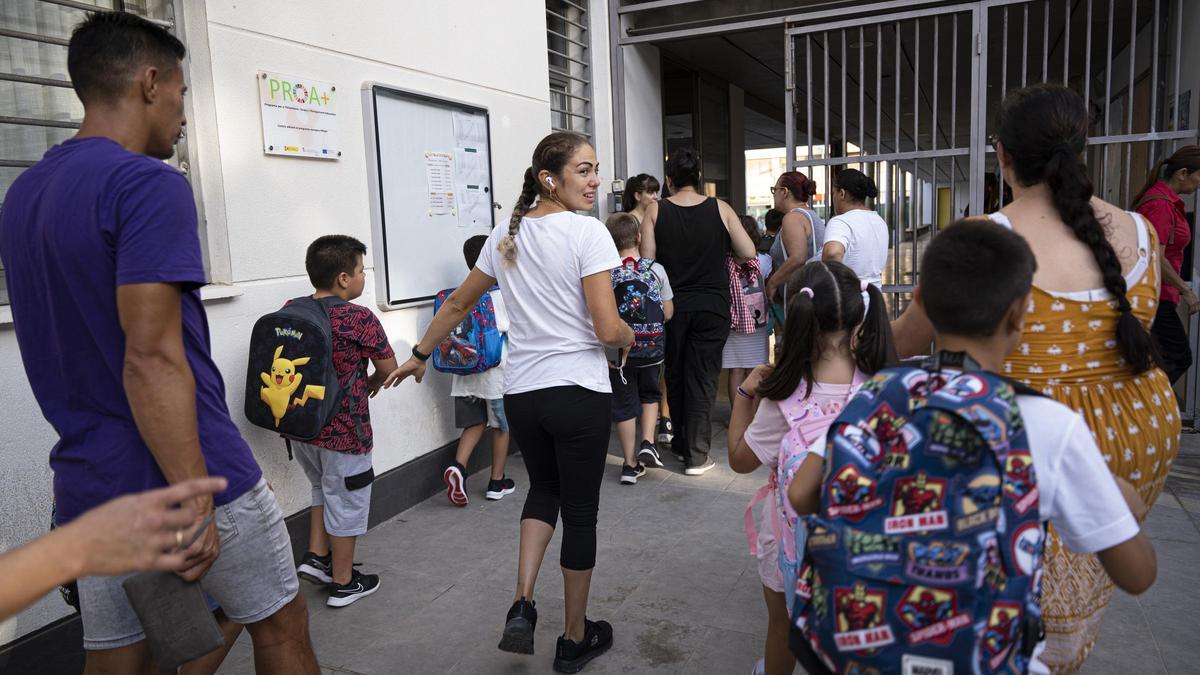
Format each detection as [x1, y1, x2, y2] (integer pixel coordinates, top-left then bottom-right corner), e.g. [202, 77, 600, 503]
[758, 261, 895, 400]
[855, 281, 896, 374]
[500, 131, 590, 264]
[998, 84, 1159, 373]
[835, 168, 879, 203]
[1131, 145, 1200, 206]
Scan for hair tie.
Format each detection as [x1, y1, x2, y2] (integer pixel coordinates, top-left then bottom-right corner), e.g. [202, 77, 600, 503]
[1049, 142, 1078, 158]
[799, 287, 814, 298]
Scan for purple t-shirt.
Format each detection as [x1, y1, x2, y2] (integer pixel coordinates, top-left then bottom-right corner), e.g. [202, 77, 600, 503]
[0, 137, 262, 524]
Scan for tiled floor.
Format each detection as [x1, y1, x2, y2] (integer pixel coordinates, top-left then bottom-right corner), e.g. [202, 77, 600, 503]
[216, 404, 1200, 674]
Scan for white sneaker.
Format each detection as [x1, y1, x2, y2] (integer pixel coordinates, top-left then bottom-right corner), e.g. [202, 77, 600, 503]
[684, 457, 717, 476]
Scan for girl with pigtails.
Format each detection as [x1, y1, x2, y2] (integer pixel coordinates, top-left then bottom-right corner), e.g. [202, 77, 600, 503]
[892, 83, 1181, 672]
[726, 261, 895, 675]
[386, 132, 632, 673]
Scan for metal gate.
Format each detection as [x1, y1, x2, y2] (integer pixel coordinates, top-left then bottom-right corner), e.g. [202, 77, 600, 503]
[784, 0, 1195, 300]
[784, 0, 1199, 414]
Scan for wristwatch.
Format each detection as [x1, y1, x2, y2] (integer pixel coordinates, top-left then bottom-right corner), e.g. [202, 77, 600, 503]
[411, 345, 430, 362]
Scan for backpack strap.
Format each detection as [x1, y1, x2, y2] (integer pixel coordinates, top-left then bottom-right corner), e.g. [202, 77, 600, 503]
[1134, 193, 1177, 245]
[744, 473, 776, 557]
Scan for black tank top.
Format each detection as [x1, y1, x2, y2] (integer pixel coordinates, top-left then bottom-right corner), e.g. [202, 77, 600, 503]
[654, 197, 732, 316]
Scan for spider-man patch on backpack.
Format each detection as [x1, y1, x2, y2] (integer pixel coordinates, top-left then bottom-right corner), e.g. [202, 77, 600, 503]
[790, 357, 1046, 674]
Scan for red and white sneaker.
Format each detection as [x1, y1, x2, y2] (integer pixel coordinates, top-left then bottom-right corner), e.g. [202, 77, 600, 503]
[444, 463, 468, 507]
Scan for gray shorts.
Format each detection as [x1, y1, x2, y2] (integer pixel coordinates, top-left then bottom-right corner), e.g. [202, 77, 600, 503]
[454, 396, 509, 432]
[293, 441, 374, 537]
[77, 479, 298, 651]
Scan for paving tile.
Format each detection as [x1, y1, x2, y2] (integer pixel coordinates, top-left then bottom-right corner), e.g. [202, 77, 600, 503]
[1084, 590, 1165, 674]
[218, 407, 1200, 673]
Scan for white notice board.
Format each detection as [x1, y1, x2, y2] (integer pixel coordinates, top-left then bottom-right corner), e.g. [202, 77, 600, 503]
[362, 84, 497, 308]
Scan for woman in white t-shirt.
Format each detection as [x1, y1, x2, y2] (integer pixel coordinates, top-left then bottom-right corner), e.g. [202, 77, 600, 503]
[821, 169, 890, 288]
[385, 132, 633, 672]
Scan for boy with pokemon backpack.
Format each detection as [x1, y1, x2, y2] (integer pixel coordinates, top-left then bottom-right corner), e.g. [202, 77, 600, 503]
[291, 235, 398, 608]
[786, 219, 1156, 674]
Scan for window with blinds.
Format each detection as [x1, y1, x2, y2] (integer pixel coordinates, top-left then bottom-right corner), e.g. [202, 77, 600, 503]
[546, 0, 591, 137]
[0, 0, 180, 306]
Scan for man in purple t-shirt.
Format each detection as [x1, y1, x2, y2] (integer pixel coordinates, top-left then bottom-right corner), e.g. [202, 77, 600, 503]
[0, 12, 317, 673]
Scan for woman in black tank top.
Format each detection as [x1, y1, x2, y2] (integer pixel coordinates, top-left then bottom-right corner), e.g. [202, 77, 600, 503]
[639, 148, 757, 474]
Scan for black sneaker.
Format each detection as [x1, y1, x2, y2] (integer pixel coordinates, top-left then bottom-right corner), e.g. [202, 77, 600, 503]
[486, 476, 516, 500]
[326, 569, 380, 608]
[296, 551, 332, 585]
[498, 597, 537, 654]
[553, 619, 613, 673]
[620, 463, 646, 485]
[444, 462, 468, 507]
[656, 417, 674, 445]
[637, 440, 664, 468]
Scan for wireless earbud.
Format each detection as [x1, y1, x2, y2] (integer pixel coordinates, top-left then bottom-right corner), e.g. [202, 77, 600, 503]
[545, 177, 555, 189]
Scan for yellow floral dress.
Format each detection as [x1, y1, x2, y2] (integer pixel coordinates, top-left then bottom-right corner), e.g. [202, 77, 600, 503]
[994, 212, 1181, 671]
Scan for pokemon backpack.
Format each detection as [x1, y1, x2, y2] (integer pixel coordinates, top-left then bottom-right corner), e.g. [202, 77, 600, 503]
[431, 286, 504, 375]
[244, 297, 357, 453]
[611, 257, 666, 363]
[790, 354, 1045, 675]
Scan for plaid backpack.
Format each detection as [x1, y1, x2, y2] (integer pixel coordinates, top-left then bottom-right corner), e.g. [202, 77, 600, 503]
[431, 286, 504, 375]
[791, 355, 1045, 675]
[611, 257, 666, 362]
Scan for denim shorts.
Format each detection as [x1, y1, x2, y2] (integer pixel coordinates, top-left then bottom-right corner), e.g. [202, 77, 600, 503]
[293, 442, 374, 537]
[453, 396, 510, 432]
[76, 479, 299, 651]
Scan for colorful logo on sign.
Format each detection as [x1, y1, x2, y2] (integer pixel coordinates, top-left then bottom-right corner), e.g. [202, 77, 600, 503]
[895, 586, 971, 645]
[885, 471, 949, 534]
[266, 77, 334, 107]
[905, 540, 971, 584]
[828, 465, 885, 521]
[833, 583, 895, 652]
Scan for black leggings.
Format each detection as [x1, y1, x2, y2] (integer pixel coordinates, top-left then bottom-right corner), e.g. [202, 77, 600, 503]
[504, 385, 611, 571]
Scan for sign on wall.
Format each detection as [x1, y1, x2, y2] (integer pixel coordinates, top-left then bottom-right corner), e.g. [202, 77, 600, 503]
[257, 71, 340, 159]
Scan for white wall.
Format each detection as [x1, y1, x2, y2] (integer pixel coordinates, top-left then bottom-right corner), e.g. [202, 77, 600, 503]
[623, 43, 664, 183]
[0, 0, 570, 644]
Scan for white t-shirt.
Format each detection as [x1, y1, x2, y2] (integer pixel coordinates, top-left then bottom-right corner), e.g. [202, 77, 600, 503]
[450, 288, 509, 400]
[823, 208, 890, 287]
[808, 393, 1140, 673]
[475, 211, 621, 395]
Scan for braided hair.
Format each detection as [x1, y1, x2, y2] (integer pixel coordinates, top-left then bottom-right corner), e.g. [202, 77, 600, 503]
[998, 83, 1160, 373]
[499, 131, 590, 264]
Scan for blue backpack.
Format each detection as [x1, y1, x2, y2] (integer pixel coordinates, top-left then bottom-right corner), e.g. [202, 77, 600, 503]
[431, 286, 504, 375]
[611, 257, 666, 362]
[791, 359, 1044, 674]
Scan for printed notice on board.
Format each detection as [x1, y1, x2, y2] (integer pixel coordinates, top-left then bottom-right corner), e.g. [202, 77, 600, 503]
[424, 151, 455, 215]
[452, 111, 487, 147]
[455, 147, 491, 227]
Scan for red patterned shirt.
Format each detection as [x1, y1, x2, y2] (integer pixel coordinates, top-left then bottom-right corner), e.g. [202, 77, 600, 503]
[301, 302, 394, 454]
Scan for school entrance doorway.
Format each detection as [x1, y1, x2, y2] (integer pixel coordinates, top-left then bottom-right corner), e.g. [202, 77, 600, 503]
[611, 0, 1199, 417]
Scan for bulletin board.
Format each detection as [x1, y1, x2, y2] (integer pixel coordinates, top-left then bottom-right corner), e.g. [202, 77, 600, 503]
[362, 84, 497, 308]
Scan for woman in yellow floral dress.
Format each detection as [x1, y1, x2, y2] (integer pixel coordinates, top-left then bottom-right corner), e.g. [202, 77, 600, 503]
[893, 83, 1181, 672]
